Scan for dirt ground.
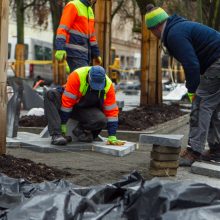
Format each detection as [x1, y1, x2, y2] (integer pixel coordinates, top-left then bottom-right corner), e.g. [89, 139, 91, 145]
[19, 104, 186, 130]
[0, 154, 72, 182]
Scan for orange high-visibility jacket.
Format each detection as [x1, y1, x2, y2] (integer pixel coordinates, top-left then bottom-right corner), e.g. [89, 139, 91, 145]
[60, 66, 118, 125]
[55, 0, 100, 61]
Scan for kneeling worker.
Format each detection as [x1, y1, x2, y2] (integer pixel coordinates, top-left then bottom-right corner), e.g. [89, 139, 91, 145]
[44, 65, 124, 146]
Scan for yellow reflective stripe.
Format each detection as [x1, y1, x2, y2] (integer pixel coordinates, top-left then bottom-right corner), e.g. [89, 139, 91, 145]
[107, 117, 118, 122]
[63, 91, 78, 100]
[65, 43, 88, 52]
[104, 103, 118, 111]
[69, 29, 89, 38]
[61, 106, 73, 112]
[145, 8, 165, 20]
[56, 34, 66, 40]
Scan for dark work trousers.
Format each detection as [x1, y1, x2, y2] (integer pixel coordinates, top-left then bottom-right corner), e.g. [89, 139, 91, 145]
[189, 58, 220, 153]
[44, 89, 107, 137]
[66, 57, 89, 72]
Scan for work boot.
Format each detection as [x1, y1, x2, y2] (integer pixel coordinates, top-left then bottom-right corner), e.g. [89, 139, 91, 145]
[179, 148, 201, 167]
[51, 134, 67, 145]
[201, 149, 220, 163]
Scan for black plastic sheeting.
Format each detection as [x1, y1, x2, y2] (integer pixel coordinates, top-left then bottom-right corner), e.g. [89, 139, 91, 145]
[1, 171, 220, 220]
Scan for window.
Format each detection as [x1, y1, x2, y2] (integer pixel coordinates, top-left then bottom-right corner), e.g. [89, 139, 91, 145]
[8, 43, 11, 59]
[44, 47, 52, 60]
[34, 45, 44, 60]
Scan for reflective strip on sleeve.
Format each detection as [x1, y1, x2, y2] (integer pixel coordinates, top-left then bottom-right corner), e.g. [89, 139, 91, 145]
[63, 91, 78, 100]
[104, 103, 118, 111]
[61, 106, 73, 112]
[69, 30, 89, 38]
[66, 43, 88, 52]
[90, 41, 98, 46]
[58, 24, 69, 30]
[107, 117, 118, 122]
[56, 34, 66, 40]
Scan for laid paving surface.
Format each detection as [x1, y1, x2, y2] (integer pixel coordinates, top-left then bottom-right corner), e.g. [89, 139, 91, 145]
[7, 132, 136, 156]
[5, 121, 220, 188]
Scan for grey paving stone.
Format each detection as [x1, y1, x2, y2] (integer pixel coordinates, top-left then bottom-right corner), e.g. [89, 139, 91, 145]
[139, 134, 184, 148]
[191, 161, 220, 178]
[92, 140, 136, 157]
[7, 132, 136, 157]
[153, 145, 181, 154]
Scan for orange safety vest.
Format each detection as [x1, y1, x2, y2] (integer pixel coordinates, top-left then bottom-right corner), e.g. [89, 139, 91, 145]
[55, 0, 100, 61]
[61, 66, 118, 122]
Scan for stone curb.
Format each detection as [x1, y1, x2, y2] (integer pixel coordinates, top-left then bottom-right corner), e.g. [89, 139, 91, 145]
[18, 114, 189, 142]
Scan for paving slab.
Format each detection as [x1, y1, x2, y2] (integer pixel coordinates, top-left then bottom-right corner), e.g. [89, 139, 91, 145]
[7, 132, 136, 157]
[150, 160, 179, 169]
[153, 145, 181, 154]
[151, 151, 179, 161]
[149, 167, 177, 177]
[191, 161, 220, 178]
[93, 140, 136, 157]
[139, 134, 184, 148]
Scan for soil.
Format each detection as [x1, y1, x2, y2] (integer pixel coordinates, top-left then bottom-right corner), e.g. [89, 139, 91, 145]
[19, 104, 186, 130]
[0, 154, 72, 183]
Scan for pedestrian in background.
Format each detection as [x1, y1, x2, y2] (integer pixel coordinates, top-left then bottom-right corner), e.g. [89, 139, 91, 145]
[145, 4, 220, 166]
[55, 0, 102, 72]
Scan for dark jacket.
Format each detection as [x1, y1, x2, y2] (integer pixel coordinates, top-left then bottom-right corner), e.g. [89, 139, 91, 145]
[163, 15, 220, 93]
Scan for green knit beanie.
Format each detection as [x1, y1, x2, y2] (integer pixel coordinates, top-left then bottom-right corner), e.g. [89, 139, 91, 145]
[145, 5, 169, 29]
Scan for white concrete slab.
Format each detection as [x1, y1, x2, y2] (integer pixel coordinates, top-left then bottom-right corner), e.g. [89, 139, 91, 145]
[7, 132, 136, 157]
[93, 139, 136, 157]
[191, 161, 220, 178]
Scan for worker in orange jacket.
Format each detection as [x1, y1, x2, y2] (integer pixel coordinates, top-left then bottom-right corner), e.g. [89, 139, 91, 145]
[44, 66, 124, 146]
[55, 0, 102, 73]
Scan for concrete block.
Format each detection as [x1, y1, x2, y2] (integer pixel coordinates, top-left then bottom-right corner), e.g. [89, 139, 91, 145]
[191, 161, 220, 178]
[149, 167, 177, 177]
[151, 151, 179, 161]
[153, 145, 181, 154]
[139, 134, 184, 148]
[92, 140, 136, 157]
[150, 160, 179, 169]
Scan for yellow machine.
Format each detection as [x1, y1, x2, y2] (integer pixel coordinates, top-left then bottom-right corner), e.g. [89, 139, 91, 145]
[109, 57, 121, 84]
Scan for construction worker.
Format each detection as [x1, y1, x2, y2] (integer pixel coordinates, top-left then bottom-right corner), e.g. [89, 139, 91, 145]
[145, 4, 220, 166]
[44, 65, 124, 146]
[55, 0, 102, 72]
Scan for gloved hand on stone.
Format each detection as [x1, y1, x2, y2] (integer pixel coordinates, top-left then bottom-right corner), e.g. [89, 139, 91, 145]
[94, 56, 102, 65]
[187, 92, 196, 103]
[55, 50, 67, 61]
[107, 136, 125, 146]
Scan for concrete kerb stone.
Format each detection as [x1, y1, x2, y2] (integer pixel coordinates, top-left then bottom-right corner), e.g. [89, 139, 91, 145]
[18, 114, 190, 142]
[191, 161, 220, 178]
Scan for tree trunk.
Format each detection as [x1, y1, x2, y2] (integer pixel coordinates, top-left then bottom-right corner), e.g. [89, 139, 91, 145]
[0, 0, 9, 155]
[16, 0, 24, 44]
[49, 0, 63, 48]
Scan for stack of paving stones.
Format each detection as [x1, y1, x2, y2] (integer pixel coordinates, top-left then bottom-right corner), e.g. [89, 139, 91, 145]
[139, 134, 184, 177]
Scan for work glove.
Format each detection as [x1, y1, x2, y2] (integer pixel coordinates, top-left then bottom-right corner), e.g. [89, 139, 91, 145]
[55, 50, 67, 61]
[61, 124, 67, 135]
[187, 92, 196, 103]
[94, 56, 102, 65]
[107, 136, 125, 146]
[61, 124, 72, 143]
[65, 60, 70, 74]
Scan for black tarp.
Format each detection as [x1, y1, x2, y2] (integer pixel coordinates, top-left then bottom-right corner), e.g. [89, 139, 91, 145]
[1, 171, 220, 220]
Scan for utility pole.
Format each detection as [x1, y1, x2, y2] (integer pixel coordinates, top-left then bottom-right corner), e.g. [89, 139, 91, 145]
[0, 0, 8, 155]
[95, 0, 112, 71]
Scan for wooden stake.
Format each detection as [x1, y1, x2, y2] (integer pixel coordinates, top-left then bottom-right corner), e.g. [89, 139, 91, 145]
[15, 44, 25, 78]
[0, 0, 8, 155]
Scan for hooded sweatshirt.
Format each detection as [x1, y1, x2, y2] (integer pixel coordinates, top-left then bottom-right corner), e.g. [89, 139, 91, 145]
[163, 15, 220, 93]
